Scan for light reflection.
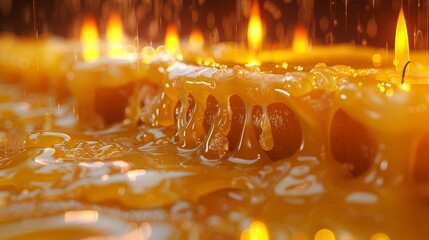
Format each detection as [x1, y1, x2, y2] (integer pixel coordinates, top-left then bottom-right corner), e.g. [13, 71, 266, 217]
[81, 223, 152, 240]
[372, 53, 382, 67]
[314, 229, 335, 240]
[112, 160, 131, 173]
[127, 169, 147, 181]
[34, 148, 58, 165]
[78, 161, 104, 168]
[188, 28, 204, 52]
[64, 210, 99, 224]
[140, 222, 152, 239]
[249, 221, 269, 240]
[371, 233, 390, 240]
[141, 46, 156, 64]
[400, 82, 411, 92]
[385, 88, 394, 97]
[292, 24, 309, 53]
[241, 221, 269, 240]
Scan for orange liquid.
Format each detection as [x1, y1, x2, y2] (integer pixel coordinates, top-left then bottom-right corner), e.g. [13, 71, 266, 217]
[1, 60, 429, 240]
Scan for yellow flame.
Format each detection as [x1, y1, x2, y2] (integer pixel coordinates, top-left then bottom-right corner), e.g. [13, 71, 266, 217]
[106, 11, 125, 58]
[165, 24, 180, 54]
[247, 0, 262, 52]
[394, 7, 409, 72]
[188, 28, 204, 52]
[292, 24, 309, 53]
[81, 15, 99, 62]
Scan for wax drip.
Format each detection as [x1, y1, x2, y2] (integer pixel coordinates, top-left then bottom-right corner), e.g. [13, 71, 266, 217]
[200, 97, 230, 161]
[228, 104, 264, 164]
[401, 60, 410, 84]
[182, 94, 207, 149]
[177, 95, 190, 148]
[259, 107, 274, 151]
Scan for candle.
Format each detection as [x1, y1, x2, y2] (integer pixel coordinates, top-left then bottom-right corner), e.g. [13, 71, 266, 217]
[1, 1, 429, 239]
[68, 14, 139, 128]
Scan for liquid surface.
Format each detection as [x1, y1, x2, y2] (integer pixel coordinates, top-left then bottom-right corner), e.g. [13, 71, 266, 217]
[1, 65, 429, 240]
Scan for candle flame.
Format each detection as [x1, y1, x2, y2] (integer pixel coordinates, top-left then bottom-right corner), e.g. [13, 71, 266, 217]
[247, 0, 262, 52]
[292, 24, 309, 53]
[106, 11, 125, 58]
[81, 15, 99, 62]
[188, 28, 204, 52]
[165, 24, 180, 54]
[394, 7, 409, 72]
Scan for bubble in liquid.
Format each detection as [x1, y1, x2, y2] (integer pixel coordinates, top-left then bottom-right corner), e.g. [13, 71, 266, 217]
[371, 233, 391, 240]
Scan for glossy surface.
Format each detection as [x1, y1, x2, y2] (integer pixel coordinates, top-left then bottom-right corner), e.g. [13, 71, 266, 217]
[1, 44, 429, 239]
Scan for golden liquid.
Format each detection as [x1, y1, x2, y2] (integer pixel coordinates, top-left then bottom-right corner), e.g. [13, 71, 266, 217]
[1, 59, 429, 240]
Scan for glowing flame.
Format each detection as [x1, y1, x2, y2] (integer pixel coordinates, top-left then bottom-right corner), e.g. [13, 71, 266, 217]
[106, 11, 125, 58]
[394, 7, 409, 72]
[292, 24, 309, 53]
[165, 24, 180, 54]
[188, 28, 204, 52]
[81, 15, 99, 62]
[247, 0, 262, 52]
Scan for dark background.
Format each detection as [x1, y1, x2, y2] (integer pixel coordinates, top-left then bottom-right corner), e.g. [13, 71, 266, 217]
[0, 0, 427, 49]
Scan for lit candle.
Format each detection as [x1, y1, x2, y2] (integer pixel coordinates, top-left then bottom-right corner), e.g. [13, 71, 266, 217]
[68, 13, 139, 128]
[332, 7, 429, 189]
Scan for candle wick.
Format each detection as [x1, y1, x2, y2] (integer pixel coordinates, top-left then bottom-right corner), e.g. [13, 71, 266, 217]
[401, 60, 410, 84]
